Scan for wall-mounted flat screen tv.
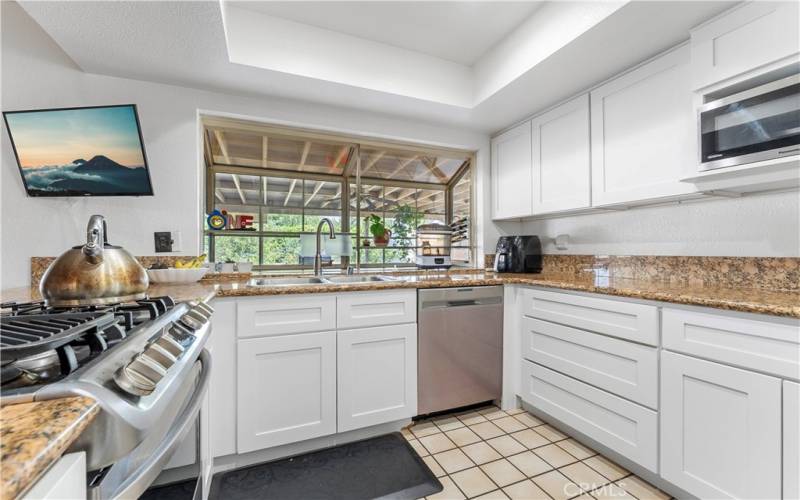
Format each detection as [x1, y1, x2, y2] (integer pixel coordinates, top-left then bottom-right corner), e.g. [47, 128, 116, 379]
[3, 104, 153, 196]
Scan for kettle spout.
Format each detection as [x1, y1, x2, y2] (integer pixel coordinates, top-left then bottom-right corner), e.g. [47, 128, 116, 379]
[83, 215, 105, 264]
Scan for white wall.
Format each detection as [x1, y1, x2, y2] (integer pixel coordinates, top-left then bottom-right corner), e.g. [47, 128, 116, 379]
[1, 2, 513, 289]
[521, 190, 800, 257]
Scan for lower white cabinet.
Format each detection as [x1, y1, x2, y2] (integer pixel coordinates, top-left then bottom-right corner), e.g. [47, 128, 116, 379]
[520, 360, 658, 472]
[785, 381, 800, 500]
[337, 324, 417, 432]
[237, 331, 337, 453]
[22, 452, 85, 500]
[660, 351, 782, 499]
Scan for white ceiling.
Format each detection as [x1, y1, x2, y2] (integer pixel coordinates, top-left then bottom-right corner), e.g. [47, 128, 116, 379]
[17, 1, 736, 133]
[232, 1, 543, 66]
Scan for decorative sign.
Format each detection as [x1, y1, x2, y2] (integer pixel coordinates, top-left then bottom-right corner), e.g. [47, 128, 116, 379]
[207, 210, 256, 231]
[207, 210, 226, 230]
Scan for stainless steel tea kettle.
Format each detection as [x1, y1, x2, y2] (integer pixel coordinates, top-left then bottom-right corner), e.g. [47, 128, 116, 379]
[40, 215, 149, 306]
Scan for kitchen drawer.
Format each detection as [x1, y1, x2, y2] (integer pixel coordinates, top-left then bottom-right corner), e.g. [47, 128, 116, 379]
[662, 308, 800, 380]
[336, 290, 416, 329]
[521, 288, 658, 346]
[521, 317, 658, 408]
[238, 295, 336, 338]
[520, 360, 658, 472]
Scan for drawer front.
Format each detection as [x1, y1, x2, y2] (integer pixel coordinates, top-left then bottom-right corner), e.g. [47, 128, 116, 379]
[662, 308, 800, 380]
[238, 295, 336, 337]
[522, 317, 658, 408]
[522, 288, 659, 345]
[337, 290, 416, 329]
[520, 360, 658, 472]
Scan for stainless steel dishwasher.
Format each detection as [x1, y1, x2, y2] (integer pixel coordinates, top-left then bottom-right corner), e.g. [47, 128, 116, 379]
[418, 286, 503, 415]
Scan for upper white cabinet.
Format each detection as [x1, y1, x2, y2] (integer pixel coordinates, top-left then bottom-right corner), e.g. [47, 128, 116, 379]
[691, 1, 800, 90]
[491, 121, 532, 219]
[660, 351, 782, 499]
[590, 45, 697, 207]
[531, 94, 591, 214]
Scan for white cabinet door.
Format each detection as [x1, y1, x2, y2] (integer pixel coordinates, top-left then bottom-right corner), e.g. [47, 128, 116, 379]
[591, 45, 697, 206]
[237, 331, 336, 453]
[520, 360, 658, 472]
[336, 290, 416, 329]
[661, 351, 782, 499]
[521, 317, 658, 408]
[337, 323, 417, 432]
[22, 452, 85, 500]
[238, 295, 336, 338]
[531, 94, 591, 214]
[691, 2, 800, 90]
[207, 299, 236, 458]
[491, 121, 532, 219]
[785, 381, 800, 500]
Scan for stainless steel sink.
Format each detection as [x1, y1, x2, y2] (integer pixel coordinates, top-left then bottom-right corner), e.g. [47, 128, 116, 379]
[248, 277, 328, 287]
[324, 275, 401, 283]
[247, 275, 403, 287]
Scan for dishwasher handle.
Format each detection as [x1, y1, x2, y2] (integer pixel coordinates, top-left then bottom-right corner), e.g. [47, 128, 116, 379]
[446, 300, 478, 307]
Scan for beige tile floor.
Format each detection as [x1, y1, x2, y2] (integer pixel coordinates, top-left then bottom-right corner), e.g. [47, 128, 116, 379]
[404, 405, 672, 500]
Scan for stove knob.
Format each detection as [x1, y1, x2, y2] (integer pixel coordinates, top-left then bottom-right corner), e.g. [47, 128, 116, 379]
[155, 333, 184, 357]
[167, 323, 195, 344]
[128, 353, 167, 383]
[179, 311, 205, 330]
[190, 300, 214, 318]
[144, 343, 178, 368]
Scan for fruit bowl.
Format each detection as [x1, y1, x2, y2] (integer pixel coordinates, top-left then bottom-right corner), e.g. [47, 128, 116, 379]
[147, 267, 208, 283]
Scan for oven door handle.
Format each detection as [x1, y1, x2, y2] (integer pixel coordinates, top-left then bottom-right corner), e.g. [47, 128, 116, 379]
[111, 349, 212, 500]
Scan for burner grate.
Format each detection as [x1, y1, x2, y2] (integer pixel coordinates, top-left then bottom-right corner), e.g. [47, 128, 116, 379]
[0, 311, 117, 362]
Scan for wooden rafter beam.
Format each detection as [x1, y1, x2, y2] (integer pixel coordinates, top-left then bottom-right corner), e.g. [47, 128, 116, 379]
[304, 181, 325, 206]
[262, 136, 269, 168]
[420, 157, 448, 182]
[299, 141, 311, 168]
[214, 130, 231, 164]
[385, 155, 417, 180]
[331, 146, 349, 173]
[361, 151, 386, 174]
[322, 186, 342, 207]
[231, 174, 246, 204]
[215, 189, 225, 203]
[284, 179, 297, 206]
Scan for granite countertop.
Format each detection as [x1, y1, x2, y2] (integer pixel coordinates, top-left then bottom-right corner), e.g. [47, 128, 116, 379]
[2, 270, 798, 318]
[0, 396, 100, 500]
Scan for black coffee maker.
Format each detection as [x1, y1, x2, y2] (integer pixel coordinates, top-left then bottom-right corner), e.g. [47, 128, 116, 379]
[493, 236, 543, 273]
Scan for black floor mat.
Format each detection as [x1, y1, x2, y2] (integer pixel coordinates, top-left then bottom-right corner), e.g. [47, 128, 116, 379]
[209, 432, 442, 500]
[140, 478, 197, 500]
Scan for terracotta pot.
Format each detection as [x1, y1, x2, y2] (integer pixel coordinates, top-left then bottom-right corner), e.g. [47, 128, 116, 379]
[373, 229, 391, 247]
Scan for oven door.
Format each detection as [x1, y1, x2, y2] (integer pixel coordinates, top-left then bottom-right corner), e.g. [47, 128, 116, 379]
[699, 74, 800, 171]
[89, 349, 211, 500]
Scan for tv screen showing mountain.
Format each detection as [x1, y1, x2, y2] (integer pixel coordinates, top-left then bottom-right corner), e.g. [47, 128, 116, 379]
[3, 104, 153, 196]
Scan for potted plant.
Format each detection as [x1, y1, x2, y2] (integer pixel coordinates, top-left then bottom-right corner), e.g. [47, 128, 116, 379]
[366, 214, 391, 247]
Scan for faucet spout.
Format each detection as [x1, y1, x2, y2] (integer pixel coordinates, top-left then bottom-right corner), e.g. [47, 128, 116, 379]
[314, 218, 336, 276]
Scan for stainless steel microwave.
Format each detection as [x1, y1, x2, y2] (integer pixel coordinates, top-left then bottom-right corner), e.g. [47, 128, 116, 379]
[699, 74, 800, 171]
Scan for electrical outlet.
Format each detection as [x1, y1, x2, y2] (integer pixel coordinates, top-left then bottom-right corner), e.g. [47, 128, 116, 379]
[171, 230, 182, 252]
[154, 232, 173, 253]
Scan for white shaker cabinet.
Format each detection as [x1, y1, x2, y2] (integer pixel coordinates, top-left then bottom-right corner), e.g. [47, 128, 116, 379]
[21, 452, 86, 500]
[237, 331, 337, 453]
[531, 94, 591, 214]
[786, 381, 800, 500]
[691, 1, 800, 90]
[660, 351, 782, 499]
[590, 45, 697, 207]
[491, 121, 532, 219]
[337, 323, 417, 432]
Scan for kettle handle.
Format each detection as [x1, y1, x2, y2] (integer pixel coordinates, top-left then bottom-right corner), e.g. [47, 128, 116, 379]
[83, 215, 105, 264]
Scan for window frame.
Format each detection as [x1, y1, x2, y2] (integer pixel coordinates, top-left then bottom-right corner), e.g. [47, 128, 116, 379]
[204, 122, 475, 272]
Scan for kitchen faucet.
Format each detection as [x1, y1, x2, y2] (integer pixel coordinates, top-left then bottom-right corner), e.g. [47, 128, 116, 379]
[314, 218, 336, 276]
